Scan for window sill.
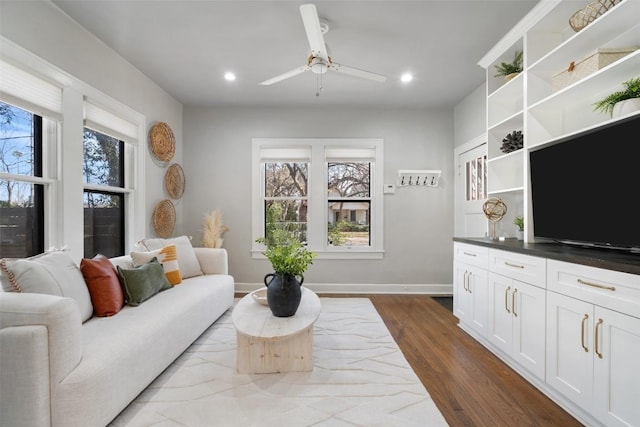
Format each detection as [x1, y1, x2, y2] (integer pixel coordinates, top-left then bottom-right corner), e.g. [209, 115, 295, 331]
[251, 249, 384, 260]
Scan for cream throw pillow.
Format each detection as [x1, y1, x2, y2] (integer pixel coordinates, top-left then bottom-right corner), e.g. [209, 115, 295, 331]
[130, 244, 182, 285]
[0, 251, 94, 322]
[140, 235, 202, 279]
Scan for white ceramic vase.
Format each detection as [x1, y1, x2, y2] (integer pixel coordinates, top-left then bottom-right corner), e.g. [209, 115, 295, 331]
[612, 98, 640, 118]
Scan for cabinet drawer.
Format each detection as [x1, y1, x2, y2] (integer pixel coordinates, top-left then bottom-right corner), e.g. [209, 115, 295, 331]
[489, 249, 546, 288]
[454, 242, 488, 269]
[547, 259, 640, 319]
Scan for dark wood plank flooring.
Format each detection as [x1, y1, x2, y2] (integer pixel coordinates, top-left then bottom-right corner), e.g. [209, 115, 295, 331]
[238, 292, 583, 426]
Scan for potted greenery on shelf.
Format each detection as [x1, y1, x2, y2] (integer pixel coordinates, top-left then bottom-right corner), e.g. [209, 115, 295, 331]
[593, 76, 640, 117]
[256, 229, 316, 317]
[494, 50, 523, 81]
[514, 215, 524, 241]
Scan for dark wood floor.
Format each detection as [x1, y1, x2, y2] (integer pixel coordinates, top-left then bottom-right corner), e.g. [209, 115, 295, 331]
[364, 294, 583, 427]
[239, 293, 584, 426]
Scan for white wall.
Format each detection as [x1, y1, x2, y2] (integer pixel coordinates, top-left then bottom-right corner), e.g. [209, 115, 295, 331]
[183, 106, 455, 291]
[454, 82, 486, 147]
[0, 0, 184, 240]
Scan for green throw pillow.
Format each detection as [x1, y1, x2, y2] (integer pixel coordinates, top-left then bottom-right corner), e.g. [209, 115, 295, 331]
[117, 258, 172, 306]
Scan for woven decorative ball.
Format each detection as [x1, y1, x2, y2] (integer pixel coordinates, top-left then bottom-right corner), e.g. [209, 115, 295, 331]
[149, 122, 176, 163]
[569, 0, 619, 32]
[483, 197, 507, 240]
[152, 199, 176, 238]
[165, 163, 185, 199]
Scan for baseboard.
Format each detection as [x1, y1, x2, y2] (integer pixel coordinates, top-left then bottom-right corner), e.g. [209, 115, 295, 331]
[235, 282, 453, 295]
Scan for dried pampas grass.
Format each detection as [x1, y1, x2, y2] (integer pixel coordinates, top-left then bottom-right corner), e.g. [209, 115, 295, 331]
[201, 209, 229, 248]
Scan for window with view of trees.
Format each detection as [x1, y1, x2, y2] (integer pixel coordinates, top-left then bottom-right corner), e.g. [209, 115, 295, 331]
[253, 138, 383, 259]
[327, 162, 371, 247]
[0, 101, 44, 258]
[264, 162, 308, 245]
[83, 128, 125, 258]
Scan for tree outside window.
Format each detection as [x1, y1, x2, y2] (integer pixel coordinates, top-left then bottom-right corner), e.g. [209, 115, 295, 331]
[264, 162, 308, 245]
[83, 128, 124, 258]
[0, 101, 44, 257]
[327, 162, 371, 247]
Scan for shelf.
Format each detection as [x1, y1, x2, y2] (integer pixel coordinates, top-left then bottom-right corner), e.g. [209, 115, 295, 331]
[529, 0, 637, 70]
[487, 114, 523, 159]
[487, 154, 523, 194]
[527, 50, 640, 146]
[488, 72, 524, 128]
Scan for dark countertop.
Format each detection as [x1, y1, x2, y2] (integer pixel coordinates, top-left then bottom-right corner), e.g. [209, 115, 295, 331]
[453, 237, 640, 276]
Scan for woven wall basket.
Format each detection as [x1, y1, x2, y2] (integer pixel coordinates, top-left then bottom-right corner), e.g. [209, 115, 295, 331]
[165, 163, 185, 199]
[149, 122, 176, 163]
[152, 199, 176, 238]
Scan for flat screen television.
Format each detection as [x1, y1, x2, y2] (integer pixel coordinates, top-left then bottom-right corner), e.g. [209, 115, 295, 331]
[529, 113, 640, 253]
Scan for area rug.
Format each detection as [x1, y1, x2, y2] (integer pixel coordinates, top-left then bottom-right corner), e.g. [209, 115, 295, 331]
[109, 298, 449, 426]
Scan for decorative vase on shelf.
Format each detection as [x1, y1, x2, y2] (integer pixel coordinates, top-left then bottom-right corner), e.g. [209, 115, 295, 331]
[612, 98, 640, 118]
[516, 230, 524, 241]
[264, 273, 303, 317]
[504, 72, 520, 82]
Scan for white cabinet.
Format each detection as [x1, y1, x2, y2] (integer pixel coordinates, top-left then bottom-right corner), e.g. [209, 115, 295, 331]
[487, 249, 546, 380]
[546, 260, 640, 427]
[453, 243, 489, 337]
[488, 272, 546, 380]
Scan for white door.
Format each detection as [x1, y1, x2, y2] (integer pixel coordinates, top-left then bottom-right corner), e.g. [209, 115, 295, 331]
[455, 136, 488, 238]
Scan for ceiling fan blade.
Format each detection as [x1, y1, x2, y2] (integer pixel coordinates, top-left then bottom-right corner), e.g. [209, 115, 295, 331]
[330, 62, 387, 83]
[260, 65, 310, 86]
[300, 4, 328, 61]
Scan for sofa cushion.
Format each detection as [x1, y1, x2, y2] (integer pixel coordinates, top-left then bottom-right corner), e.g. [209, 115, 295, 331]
[130, 244, 182, 285]
[140, 235, 202, 279]
[0, 251, 94, 322]
[80, 254, 125, 317]
[117, 258, 172, 306]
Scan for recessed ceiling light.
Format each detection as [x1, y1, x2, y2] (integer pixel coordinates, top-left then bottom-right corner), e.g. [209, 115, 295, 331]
[401, 73, 413, 83]
[224, 72, 236, 81]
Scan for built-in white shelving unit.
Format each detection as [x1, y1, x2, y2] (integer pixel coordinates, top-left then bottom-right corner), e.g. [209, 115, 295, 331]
[479, 0, 640, 242]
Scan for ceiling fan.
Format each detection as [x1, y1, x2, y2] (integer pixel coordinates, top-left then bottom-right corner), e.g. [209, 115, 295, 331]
[259, 3, 387, 89]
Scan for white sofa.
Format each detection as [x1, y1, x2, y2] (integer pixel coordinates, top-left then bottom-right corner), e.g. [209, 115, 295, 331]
[0, 247, 235, 427]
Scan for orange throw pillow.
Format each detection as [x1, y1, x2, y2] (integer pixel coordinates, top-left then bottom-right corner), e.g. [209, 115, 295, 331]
[80, 254, 124, 317]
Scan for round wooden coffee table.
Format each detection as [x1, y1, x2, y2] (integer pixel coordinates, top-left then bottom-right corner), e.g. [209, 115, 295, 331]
[232, 287, 321, 374]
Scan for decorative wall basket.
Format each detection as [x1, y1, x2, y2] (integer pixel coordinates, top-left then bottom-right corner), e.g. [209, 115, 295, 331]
[152, 199, 176, 238]
[569, 0, 620, 32]
[164, 163, 185, 199]
[149, 122, 176, 163]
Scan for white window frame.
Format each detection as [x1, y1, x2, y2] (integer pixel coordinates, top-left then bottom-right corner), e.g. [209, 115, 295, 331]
[1, 38, 145, 258]
[252, 138, 384, 260]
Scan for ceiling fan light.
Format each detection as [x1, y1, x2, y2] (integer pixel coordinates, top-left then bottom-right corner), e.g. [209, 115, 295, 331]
[311, 61, 328, 74]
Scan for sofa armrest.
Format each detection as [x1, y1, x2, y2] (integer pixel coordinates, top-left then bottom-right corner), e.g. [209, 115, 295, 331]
[0, 292, 82, 390]
[193, 247, 228, 275]
[0, 325, 51, 427]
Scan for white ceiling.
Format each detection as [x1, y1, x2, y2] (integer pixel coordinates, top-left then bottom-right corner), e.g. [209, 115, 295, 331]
[51, 0, 538, 108]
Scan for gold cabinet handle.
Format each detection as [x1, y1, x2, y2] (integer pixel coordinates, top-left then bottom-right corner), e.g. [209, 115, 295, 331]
[595, 318, 604, 359]
[581, 314, 589, 352]
[463, 271, 468, 292]
[512, 288, 518, 317]
[463, 252, 477, 257]
[505, 286, 511, 313]
[577, 278, 616, 292]
[505, 261, 524, 269]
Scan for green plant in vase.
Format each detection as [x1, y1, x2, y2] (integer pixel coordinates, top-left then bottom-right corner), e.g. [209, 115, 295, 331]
[256, 229, 316, 317]
[514, 215, 524, 232]
[593, 76, 640, 117]
[494, 50, 523, 80]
